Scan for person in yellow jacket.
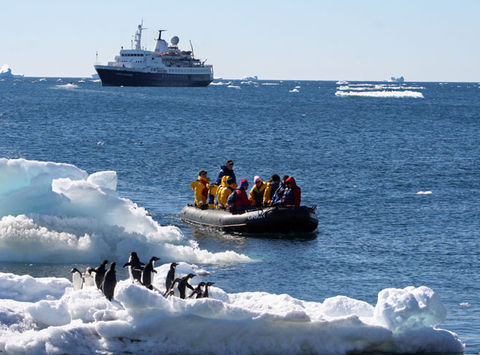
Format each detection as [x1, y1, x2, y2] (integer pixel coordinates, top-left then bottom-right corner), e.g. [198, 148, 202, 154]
[248, 176, 267, 207]
[190, 170, 210, 207]
[217, 176, 237, 209]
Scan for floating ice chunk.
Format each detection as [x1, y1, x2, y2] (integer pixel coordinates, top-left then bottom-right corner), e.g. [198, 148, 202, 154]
[416, 190, 432, 195]
[227, 84, 241, 89]
[0, 272, 465, 354]
[0, 158, 251, 265]
[289, 88, 299, 93]
[335, 90, 424, 98]
[373, 286, 447, 333]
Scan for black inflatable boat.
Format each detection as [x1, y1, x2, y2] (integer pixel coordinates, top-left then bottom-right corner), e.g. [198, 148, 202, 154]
[180, 205, 318, 233]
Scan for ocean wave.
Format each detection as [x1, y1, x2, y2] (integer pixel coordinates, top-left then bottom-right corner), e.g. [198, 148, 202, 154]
[261, 82, 280, 86]
[0, 158, 251, 265]
[0, 271, 464, 354]
[335, 90, 424, 99]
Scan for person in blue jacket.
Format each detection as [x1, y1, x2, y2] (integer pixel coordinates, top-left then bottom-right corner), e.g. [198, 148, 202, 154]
[215, 159, 236, 185]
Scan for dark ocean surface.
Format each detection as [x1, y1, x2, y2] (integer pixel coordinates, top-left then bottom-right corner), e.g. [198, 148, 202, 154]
[0, 78, 479, 352]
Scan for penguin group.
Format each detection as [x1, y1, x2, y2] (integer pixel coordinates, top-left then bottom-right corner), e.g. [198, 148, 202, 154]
[69, 252, 215, 302]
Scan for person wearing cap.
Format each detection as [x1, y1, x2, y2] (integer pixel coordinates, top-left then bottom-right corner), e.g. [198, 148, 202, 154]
[227, 179, 250, 212]
[272, 175, 289, 205]
[215, 159, 236, 185]
[248, 176, 267, 207]
[263, 174, 281, 206]
[282, 176, 301, 206]
[189, 170, 210, 207]
[216, 176, 237, 209]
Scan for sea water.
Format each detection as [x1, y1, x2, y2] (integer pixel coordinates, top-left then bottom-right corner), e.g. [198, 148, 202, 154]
[0, 78, 479, 353]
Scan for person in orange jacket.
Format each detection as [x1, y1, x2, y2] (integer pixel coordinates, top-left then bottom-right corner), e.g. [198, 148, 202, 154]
[189, 170, 209, 207]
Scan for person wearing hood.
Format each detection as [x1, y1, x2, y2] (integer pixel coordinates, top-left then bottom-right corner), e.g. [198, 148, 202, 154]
[190, 170, 210, 207]
[215, 159, 236, 185]
[249, 176, 267, 207]
[217, 176, 237, 209]
[282, 176, 301, 206]
[227, 179, 251, 212]
[263, 174, 281, 205]
[272, 175, 289, 205]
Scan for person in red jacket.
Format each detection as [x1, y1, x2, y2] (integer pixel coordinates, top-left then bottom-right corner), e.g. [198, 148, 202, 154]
[227, 179, 251, 212]
[282, 176, 301, 206]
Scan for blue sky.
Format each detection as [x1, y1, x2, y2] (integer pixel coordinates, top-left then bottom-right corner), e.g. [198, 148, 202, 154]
[1, 0, 479, 81]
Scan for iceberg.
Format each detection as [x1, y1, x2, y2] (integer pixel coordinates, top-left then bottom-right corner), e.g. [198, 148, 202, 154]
[0, 269, 464, 354]
[0, 64, 23, 78]
[0, 158, 251, 264]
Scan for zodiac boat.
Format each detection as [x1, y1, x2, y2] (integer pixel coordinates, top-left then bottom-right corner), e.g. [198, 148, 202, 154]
[180, 205, 318, 234]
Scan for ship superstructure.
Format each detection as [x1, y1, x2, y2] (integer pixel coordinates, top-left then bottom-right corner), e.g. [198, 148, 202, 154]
[94, 23, 213, 87]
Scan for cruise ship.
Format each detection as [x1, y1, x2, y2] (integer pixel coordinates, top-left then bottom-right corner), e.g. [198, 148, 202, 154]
[94, 23, 213, 87]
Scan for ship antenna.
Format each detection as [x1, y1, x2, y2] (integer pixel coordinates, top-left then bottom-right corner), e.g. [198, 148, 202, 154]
[189, 40, 195, 57]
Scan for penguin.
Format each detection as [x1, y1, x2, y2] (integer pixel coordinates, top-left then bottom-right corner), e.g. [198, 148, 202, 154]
[165, 262, 179, 293]
[141, 256, 160, 290]
[178, 273, 196, 299]
[164, 278, 181, 297]
[89, 260, 108, 290]
[202, 282, 215, 298]
[189, 282, 205, 299]
[102, 262, 117, 301]
[70, 268, 83, 290]
[123, 252, 145, 283]
[84, 267, 95, 287]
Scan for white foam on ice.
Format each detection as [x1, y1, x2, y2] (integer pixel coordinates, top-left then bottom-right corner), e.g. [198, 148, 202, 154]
[0, 270, 464, 354]
[0, 158, 251, 264]
[335, 90, 424, 98]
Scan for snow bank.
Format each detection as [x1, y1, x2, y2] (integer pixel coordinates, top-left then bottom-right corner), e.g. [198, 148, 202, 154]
[0, 158, 251, 264]
[0, 270, 464, 354]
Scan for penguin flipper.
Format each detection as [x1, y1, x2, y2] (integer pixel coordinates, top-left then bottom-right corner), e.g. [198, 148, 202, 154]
[123, 262, 131, 268]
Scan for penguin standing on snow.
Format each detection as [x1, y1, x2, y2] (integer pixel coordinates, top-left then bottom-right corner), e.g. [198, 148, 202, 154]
[164, 278, 181, 297]
[123, 252, 145, 283]
[89, 260, 109, 289]
[165, 262, 178, 293]
[202, 282, 215, 298]
[141, 256, 160, 290]
[70, 268, 83, 290]
[84, 267, 95, 287]
[189, 282, 205, 299]
[178, 273, 196, 299]
[102, 262, 117, 301]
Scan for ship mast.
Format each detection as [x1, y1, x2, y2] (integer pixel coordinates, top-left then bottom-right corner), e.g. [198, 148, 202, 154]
[134, 21, 145, 50]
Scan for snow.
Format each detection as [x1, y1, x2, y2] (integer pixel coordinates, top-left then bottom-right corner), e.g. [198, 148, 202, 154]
[0, 270, 464, 354]
[0, 158, 251, 264]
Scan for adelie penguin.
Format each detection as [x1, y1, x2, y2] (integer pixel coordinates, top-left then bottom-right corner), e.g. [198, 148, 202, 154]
[165, 262, 178, 293]
[88, 260, 109, 290]
[123, 252, 145, 283]
[102, 262, 117, 301]
[202, 282, 215, 298]
[84, 267, 95, 287]
[70, 268, 83, 290]
[189, 282, 205, 299]
[178, 273, 196, 299]
[141, 256, 160, 290]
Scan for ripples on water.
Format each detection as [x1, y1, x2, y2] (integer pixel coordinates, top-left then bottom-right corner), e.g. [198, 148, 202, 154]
[0, 79, 479, 352]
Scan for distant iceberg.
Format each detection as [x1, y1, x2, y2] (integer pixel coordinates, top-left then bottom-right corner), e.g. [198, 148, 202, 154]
[388, 76, 405, 83]
[242, 75, 258, 81]
[0, 64, 23, 78]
